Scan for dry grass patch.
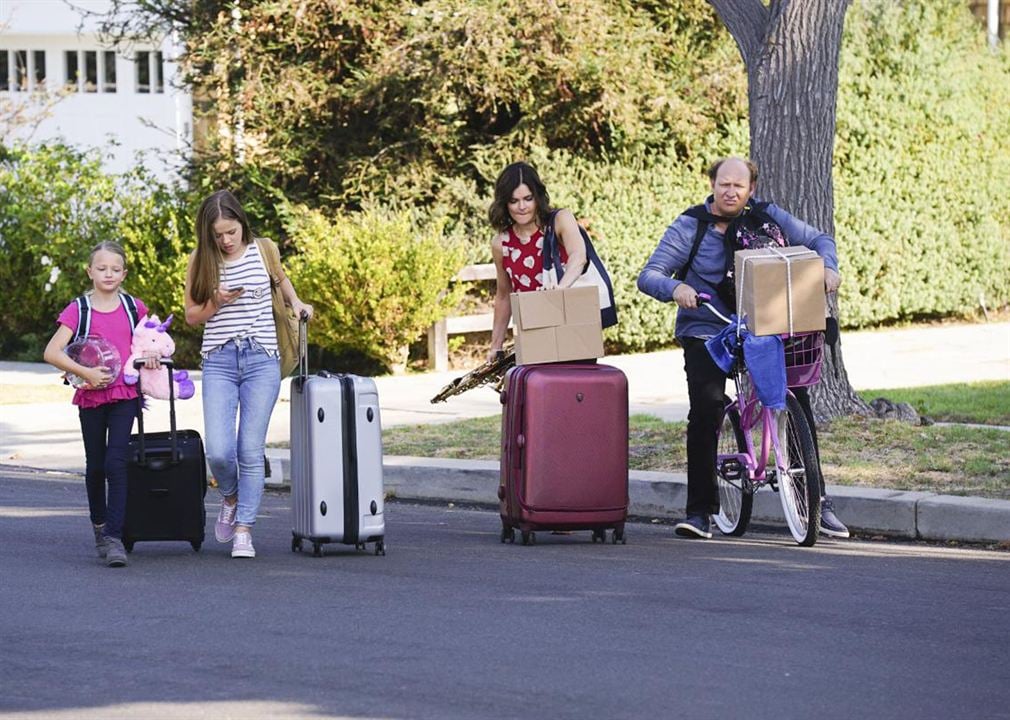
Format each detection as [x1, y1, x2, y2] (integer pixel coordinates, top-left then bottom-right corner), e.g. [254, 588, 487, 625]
[383, 413, 1009, 500]
[818, 416, 1010, 499]
[0, 384, 75, 404]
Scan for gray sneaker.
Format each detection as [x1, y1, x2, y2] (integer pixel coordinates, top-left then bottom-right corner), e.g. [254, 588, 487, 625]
[105, 537, 128, 567]
[231, 531, 256, 559]
[93, 524, 110, 559]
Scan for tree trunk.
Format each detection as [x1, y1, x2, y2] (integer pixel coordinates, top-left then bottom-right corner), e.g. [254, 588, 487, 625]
[710, 0, 871, 421]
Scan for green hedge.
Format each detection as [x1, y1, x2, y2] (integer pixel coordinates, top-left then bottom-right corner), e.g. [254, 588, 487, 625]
[282, 204, 465, 371]
[0, 145, 198, 361]
[833, 0, 1010, 325]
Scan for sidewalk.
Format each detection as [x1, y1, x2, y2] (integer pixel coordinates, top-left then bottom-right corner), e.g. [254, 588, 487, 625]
[2, 321, 1009, 543]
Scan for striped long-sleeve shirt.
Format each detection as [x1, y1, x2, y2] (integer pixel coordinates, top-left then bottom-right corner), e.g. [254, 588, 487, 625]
[200, 241, 278, 357]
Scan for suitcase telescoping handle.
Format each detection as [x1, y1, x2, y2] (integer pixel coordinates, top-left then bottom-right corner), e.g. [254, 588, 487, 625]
[133, 358, 179, 466]
[295, 311, 310, 392]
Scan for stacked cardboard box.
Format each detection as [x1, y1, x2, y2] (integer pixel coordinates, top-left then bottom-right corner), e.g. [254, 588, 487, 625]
[510, 286, 604, 365]
[734, 247, 826, 336]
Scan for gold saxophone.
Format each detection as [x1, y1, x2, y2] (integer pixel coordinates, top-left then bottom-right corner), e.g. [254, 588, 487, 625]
[430, 346, 516, 403]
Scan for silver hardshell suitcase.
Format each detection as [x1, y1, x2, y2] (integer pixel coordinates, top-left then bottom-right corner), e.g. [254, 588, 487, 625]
[289, 322, 386, 557]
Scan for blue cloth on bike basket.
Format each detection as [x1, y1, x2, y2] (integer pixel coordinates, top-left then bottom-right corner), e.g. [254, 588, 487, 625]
[704, 316, 744, 374]
[743, 334, 787, 410]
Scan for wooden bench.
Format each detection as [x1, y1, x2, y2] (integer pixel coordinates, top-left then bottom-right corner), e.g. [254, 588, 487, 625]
[427, 263, 504, 371]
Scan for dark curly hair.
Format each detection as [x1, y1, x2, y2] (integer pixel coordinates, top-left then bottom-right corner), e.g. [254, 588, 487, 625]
[488, 162, 553, 232]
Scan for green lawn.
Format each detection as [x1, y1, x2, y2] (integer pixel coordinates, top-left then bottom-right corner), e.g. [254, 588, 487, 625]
[858, 380, 1010, 426]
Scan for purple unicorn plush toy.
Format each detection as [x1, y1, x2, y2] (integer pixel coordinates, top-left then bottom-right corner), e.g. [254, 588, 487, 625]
[123, 314, 195, 400]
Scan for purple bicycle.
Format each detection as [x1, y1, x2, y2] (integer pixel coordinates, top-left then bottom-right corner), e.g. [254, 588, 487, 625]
[701, 298, 824, 546]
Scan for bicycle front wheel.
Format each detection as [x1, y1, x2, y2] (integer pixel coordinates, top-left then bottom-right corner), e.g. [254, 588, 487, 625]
[775, 394, 822, 546]
[714, 404, 752, 536]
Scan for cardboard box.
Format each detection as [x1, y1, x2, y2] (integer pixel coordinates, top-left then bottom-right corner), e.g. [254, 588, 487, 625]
[735, 247, 826, 336]
[510, 286, 604, 365]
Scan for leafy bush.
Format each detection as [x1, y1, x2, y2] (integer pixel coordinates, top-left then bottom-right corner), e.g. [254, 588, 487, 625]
[99, 0, 740, 249]
[0, 144, 199, 361]
[283, 205, 465, 371]
[834, 0, 1010, 324]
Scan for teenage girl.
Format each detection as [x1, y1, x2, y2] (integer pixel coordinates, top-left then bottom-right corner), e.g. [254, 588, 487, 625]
[185, 190, 312, 559]
[43, 241, 160, 567]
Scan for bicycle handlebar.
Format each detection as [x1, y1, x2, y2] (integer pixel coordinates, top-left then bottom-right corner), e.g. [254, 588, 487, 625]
[695, 292, 734, 325]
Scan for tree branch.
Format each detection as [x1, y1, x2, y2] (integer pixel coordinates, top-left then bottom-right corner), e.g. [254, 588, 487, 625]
[708, 0, 768, 63]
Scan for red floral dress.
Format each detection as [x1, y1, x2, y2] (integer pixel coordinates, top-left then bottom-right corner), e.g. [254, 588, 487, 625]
[501, 226, 568, 293]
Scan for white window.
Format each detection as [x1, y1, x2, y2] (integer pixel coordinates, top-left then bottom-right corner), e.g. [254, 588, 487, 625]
[33, 50, 45, 87]
[0, 49, 46, 92]
[13, 50, 27, 91]
[154, 51, 164, 93]
[64, 50, 79, 91]
[135, 50, 165, 94]
[61, 50, 117, 93]
[102, 51, 116, 93]
[83, 50, 98, 93]
[135, 50, 150, 93]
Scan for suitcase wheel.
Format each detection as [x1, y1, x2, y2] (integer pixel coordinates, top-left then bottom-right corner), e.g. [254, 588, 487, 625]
[612, 527, 626, 545]
[500, 526, 515, 544]
[591, 529, 606, 543]
[374, 540, 386, 556]
[124, 540, 135, 554]
[312, 542, 323, 558]
[355, 542, 367, 551]
[191, 540, 202, 552]
[291, 537, 303, 553]
[521, 530, 535, 546]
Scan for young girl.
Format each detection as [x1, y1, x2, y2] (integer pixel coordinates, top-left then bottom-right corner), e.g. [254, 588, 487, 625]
[185, 190, 312, 559]
[43, 241, 159, 567]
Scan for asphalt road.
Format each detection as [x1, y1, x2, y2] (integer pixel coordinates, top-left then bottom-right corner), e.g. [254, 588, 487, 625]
[2, 468, 1009, 720]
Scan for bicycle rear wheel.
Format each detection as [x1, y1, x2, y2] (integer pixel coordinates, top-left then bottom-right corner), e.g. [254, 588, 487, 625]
[714, 404, 752, 536]
[775, 394, 822, 546]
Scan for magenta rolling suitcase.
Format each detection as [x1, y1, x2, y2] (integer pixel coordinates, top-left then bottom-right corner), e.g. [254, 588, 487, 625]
[499, 362, 629, 545]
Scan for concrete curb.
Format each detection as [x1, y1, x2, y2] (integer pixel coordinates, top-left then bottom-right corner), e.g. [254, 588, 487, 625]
[264, 451, 1010, 545]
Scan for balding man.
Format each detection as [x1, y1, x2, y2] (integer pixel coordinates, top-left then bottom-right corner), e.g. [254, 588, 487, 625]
[637, 157, 848, 540]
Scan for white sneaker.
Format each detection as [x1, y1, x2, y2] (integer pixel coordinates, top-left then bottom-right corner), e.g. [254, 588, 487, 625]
[215, 500, 238, 543]
[231, 531, 255, 559]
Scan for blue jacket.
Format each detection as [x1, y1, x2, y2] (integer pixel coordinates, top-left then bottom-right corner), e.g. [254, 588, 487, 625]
[637, 198, 839, 340]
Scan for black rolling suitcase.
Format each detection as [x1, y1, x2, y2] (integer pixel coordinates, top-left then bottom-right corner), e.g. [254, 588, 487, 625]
[122, 360, 207, 553]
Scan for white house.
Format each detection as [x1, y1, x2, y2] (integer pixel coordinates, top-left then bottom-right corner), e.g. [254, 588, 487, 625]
[0, 0, 191, 178]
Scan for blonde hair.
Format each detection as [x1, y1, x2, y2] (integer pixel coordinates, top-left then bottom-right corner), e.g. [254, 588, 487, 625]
[88, 240, 128, 267]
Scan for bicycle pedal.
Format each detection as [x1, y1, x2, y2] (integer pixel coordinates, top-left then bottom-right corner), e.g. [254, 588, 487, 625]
[719, 458, 744, 481]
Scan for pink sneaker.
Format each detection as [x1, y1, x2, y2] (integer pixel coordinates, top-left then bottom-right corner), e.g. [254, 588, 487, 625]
[231, 531, 255, 559]
[215, 500, 237, 543]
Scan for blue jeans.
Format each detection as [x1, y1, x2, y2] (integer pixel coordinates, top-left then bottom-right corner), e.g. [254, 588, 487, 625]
[78, 399, 138, 539]
[201, 339, 280, 527]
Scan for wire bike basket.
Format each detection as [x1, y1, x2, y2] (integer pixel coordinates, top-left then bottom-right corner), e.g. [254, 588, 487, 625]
[783, 332, 824, 388]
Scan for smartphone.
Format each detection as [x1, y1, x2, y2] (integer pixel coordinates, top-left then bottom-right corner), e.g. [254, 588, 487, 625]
[227, 286, 245, 293]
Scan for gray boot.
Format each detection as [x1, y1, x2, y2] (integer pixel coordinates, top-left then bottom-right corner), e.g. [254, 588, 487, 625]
[105, 537, 128, 567]
[93, 524, 110, 559]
